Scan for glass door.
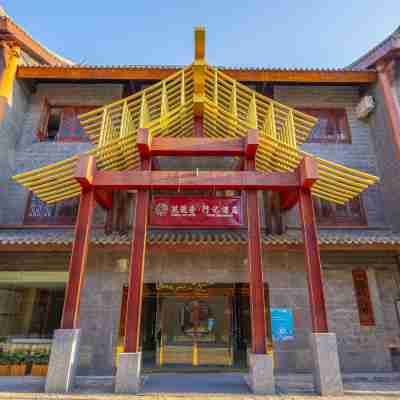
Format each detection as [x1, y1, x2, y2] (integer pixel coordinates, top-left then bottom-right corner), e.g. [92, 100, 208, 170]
[157, 289, 233, 368]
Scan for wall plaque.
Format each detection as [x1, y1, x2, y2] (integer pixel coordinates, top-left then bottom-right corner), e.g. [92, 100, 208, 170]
[150, 196, 243, 227]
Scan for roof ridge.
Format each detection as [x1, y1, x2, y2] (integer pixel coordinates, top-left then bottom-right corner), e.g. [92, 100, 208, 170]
[0, 14, 74, 65]
[349, 24, 400, 69]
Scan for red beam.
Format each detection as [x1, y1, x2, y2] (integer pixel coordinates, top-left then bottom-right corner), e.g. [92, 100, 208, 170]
[136, 134, 247, 157]
[61, 189, 95, 329]
[95, 190, 113, 210]
[280, 156, 319, 210]
[136, 128, 151, 157]
[89, 170, 300, 190]
[75, 155, 96, 189]
[298, 187, 328, 333]
[298, 155, 319, 188]
[245, 129, 259, 160]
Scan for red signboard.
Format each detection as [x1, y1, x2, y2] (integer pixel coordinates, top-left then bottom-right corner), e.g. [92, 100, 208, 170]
[150, 196, 243, 227]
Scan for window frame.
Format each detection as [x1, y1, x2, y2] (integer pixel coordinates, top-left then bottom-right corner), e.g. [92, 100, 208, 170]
[24, 192, 79, 226]
[313, 196, 367, 227]
[36, 101, 99, 143]
[298, 107, 351, 144]
[352, 269, 375, 327]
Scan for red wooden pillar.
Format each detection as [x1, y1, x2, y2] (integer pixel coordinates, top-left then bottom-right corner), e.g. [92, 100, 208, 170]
[298, 187, 328, 332]
[377, 60, 400, 159]
[245, 129, 267, 354]
[61, 188, 95, 329]
[124, 153, 151, 353]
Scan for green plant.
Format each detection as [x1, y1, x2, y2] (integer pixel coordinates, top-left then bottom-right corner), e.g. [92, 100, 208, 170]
[0, 337, 7, 344]
[9, 352, 28, 365]
[0, 352, 11, 365]
[29, 352, 50, 365]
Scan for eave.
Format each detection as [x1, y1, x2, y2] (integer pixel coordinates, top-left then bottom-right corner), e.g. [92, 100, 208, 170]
[0, 242, 398, 253]
[0, 16, 70, 65]
[16, 65, 377, 84]
[350, 31, 400, 69]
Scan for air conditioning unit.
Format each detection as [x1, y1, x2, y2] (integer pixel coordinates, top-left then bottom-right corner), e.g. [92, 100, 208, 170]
[356, 95, 375, 119]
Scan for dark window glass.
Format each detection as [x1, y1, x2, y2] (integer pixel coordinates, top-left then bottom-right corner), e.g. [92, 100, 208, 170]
[298, 108, 351, 143]
[38, 105, 95, 142]
[313, 196, 366, 226]
[25, 193, 79, 225]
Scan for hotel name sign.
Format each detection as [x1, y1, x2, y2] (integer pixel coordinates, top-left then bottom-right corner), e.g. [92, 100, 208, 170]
[150, 196, 243, 227]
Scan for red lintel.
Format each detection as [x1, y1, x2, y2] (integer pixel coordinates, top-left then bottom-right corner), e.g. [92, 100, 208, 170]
[88, 170, 300, 191]
[136, 131, 248, 157]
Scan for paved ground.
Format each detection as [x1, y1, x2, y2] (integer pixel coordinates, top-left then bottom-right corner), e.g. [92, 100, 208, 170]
[0, 373, 400, 398]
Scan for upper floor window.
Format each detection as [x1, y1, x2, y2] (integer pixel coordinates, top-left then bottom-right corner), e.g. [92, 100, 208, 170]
[24, 193, 78, 225]
[243, 82, 273, 98]
[313, 196, 366, 226]
[298, 108, 351, 144]
[37, 100, 95, 142]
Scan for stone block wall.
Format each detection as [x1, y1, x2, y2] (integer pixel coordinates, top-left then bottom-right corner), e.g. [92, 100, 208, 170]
[274, 85, 385, 229]
[367, 80, 400, 232]
[73, 248, 400, 374]
[3, 83, 123, 224]
[0, 79, 30, 223]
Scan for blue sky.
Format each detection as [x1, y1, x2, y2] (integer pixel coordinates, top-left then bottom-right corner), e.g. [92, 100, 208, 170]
[3, 1, 399, 68]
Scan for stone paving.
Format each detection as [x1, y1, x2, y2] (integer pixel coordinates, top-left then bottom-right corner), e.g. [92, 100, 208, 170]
[0, 373, 400, 399]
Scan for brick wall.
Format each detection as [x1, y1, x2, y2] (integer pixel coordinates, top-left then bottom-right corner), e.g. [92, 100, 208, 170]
[3, 83, 123, 224]
[274, 85, 386, 230]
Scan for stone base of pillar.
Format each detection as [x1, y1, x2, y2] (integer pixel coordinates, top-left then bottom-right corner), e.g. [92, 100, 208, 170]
[309, 332, 343, 395]
[245, 352, 275, 394]
[45, 329, 81, 393]
[115, 352, 142, 393]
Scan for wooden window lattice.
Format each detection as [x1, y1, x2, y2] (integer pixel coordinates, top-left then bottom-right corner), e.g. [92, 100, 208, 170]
[352, 269, 375, 326]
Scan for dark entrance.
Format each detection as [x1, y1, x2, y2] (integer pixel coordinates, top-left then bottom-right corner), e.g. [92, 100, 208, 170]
[118, 283, 272, 370]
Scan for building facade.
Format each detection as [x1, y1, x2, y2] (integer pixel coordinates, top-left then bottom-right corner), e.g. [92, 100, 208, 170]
[1, 11, 400, 392]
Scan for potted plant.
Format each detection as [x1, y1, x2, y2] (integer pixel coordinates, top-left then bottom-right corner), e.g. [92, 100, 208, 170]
[9, 352, 28, 376]
[0, 352, 11, 376]
[30, 352, 50, 376]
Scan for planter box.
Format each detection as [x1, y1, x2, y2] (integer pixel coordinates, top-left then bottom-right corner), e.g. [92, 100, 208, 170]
[31, 364, 48, 376]
[0, 365, 10, 376]
[10, 364, 27, 376]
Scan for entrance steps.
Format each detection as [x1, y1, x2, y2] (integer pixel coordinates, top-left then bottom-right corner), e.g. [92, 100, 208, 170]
[1, 372, 400, 396]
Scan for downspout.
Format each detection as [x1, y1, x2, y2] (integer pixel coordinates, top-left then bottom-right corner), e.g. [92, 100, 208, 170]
[0, 42, 21, 124]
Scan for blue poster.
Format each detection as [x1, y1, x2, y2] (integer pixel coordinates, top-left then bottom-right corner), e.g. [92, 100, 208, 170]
[271, 308, 294, 342]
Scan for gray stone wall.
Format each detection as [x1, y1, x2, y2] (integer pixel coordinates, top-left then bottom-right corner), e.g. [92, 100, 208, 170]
[3, 83, 123, 224]
[78, 250, 129, 375]
[73, 248, 400, 374]
[367, 80, 400, 232]
[0, 79, 30, 223]
[274, 85, 385, 229]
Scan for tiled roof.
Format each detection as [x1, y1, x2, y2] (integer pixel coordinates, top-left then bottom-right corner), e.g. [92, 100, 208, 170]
[0, 230, 399, 247]
[19, 63, 364, 72]
[0, 15, 73, 66]
[349, 25, 400, 69]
